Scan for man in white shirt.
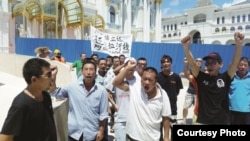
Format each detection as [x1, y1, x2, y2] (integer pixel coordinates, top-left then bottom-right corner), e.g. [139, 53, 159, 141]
[113, 59, 171, 141]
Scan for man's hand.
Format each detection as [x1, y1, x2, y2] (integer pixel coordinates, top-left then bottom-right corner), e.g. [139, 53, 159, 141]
[113, 104, 119, 112]
[50, 65, 58, 76]
[96, 130, 104, 141]
[181, 35, 192, 49]
[125, 59, 137, 70]
[48, 65, 58, 93]
[234, 32, 244, 46]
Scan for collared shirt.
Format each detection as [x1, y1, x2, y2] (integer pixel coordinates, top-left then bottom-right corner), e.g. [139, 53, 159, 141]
[229, 72, 250, 112]
[51, 80, 109, 140]
[126, 82, 171, 141]
[104, 67, 115, 87]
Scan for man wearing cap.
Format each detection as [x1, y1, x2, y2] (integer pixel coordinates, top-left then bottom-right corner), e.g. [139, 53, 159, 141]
[181, 32, 245, 124]
[51, 49, 66, 63]
[34, 47, 52, 59]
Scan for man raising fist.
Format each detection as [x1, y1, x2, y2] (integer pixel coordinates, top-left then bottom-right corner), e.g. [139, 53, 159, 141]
[181, 32, 244, 125]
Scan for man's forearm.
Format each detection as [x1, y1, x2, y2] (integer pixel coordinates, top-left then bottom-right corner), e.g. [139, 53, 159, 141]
[112, 67, 127, 86]
[99, 119, 107, 133]
[163, 117, 171, 141]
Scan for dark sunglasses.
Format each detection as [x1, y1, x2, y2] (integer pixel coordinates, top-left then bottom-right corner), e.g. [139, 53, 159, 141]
[205, 61, 217, 66]
[137, 63, 147, 67]
[39, 71, 52, 78]
[240, 57, 248, 61]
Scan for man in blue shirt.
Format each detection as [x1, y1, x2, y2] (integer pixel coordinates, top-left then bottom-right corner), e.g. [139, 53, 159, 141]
[50, 60, 109, 141]
[229, 57, 250, 124]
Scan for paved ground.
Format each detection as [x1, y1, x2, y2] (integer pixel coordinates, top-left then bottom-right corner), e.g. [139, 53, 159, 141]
[0, 72, 193, 140]
[0, 72, 26, 128]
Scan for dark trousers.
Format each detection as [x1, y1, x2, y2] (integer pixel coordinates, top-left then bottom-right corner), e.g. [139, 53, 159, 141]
[68, 135, 83, 141]
[126, 134, 139, 141]
[230, 111, 250, 125]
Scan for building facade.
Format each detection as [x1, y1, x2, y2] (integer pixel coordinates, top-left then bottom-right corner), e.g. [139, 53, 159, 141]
[162, 0, 250, 46]
[0, 0, 162, 53]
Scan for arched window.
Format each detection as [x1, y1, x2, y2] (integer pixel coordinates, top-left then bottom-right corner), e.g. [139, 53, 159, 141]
[248, 14, 250, 21]
[163, 26, 165, 31]
[193, 32, 201, 44]
[167, 25, 169, 31]
[174, 24, 177, 30]
[168, 34, 172, 37]
[163, 34, 166, 38]
[109, 6, 115, 24]
[193, 14, 206, 23]
[232, 16, 235, 23]
[238, 26, 243, 31]
[222, 16, 225, 24]
[171, 24, 173, 30]
[222, 27, 226, 32]
[215, 28, 220, 33]
[217, 17, 220, 24]
[230, 27, 235, 32]
[246, 25, 250, 30]
[173, 33, 177, 36]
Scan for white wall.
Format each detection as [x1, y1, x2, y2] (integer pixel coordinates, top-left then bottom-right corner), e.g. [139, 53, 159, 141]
[0, 53, 76, 87]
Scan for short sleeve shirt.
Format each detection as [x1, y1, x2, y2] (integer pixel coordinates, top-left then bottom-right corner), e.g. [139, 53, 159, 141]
[195, 71, 232, 124]
[1, 92, 57, 141]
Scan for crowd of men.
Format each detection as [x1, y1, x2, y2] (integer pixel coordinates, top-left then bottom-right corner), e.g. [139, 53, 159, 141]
[0, 32, 249, 141]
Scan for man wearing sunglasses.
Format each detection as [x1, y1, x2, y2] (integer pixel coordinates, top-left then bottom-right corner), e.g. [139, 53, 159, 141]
[181, 32, 245, 125]
[0, 58, 57, 141]
[136, 57, 147, 77]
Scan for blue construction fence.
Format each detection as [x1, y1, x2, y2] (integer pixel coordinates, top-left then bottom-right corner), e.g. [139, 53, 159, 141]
[15, 37, 250, 74]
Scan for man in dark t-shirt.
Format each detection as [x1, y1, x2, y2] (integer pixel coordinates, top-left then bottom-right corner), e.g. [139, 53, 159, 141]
[181, 32, 245, 124]
[0, 58, 57, 141]
[157, 55, 183, 119]
[157, 55, 183, 141]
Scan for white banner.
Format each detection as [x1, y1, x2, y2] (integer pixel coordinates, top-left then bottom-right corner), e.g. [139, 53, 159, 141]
[90, 26, 132, 57]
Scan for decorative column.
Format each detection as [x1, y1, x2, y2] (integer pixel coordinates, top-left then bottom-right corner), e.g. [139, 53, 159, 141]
[143, 0, 150, 42]
[155, 0, 161, 42]
[136, 0, 143, 27]
[123, 0, 131, 34]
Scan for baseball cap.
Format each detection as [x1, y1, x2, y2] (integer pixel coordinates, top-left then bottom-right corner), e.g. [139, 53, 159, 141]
[203, 52, 222, 62]
[34, 46, 51, 54]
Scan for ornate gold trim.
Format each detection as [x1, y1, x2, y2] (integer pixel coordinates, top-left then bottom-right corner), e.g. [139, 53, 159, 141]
[155, 0, 162, 4]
